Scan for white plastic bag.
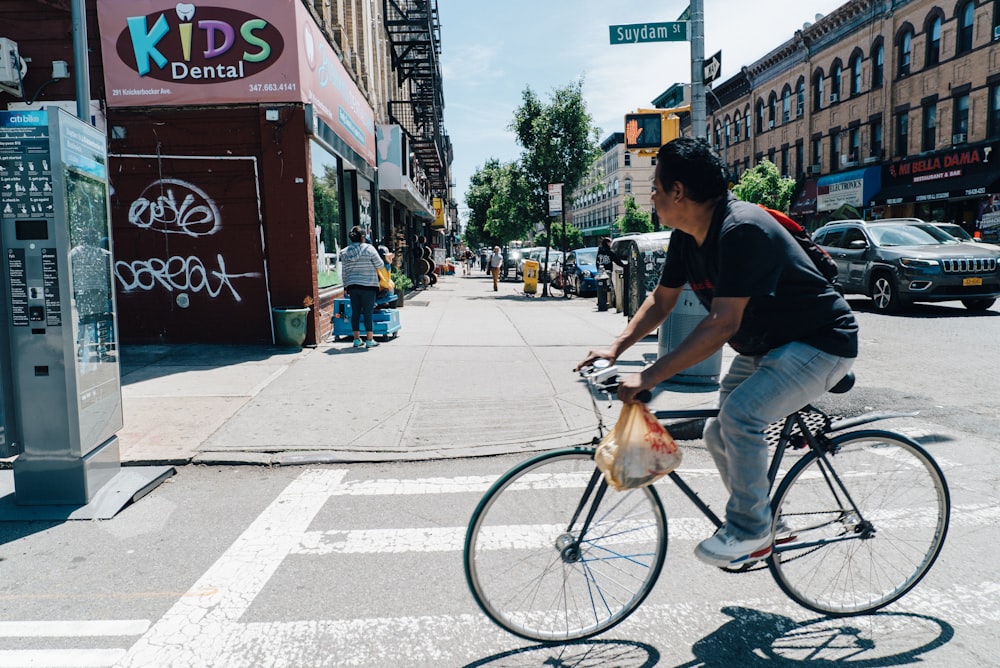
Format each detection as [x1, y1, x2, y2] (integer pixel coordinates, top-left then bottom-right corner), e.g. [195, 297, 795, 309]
[594, 402, 682, 491]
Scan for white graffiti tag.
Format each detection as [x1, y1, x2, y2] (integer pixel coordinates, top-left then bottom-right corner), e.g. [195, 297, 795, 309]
[128, 178, 221, 236]
[115, 254, 261, 302]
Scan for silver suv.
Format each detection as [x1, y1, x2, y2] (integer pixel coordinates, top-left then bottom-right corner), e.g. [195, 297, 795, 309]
[812, 218, 1000, 312]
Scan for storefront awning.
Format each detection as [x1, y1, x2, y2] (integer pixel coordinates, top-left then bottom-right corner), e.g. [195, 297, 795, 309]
[870, 171, 1000, 206]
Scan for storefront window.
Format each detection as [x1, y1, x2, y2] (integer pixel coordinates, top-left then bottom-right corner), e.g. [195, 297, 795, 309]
[311, 140, 341, 288]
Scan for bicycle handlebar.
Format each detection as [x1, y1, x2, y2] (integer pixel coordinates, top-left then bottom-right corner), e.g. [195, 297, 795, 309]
[578, 362, 652, 403]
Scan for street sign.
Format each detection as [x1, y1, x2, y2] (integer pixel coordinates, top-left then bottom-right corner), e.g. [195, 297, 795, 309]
[703, 50, 722, 85]
[548, 183, 563, 216]
[609, 22, 688, 45]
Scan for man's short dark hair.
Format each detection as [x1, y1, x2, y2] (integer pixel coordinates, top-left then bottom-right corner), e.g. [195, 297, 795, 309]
[655, 137, 729, 203]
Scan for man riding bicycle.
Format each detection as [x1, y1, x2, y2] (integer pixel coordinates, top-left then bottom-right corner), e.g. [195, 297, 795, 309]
[577, 137, 858, 569]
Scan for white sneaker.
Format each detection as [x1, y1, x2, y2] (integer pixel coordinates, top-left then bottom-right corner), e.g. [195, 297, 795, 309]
[695, 525, 773, 568]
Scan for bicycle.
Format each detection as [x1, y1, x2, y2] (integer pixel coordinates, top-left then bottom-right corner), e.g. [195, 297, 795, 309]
[546, 260, 576, 299]
[463, 362, 950, 643]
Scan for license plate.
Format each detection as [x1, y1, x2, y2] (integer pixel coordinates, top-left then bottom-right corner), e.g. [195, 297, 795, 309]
[963, 277, 983, 286]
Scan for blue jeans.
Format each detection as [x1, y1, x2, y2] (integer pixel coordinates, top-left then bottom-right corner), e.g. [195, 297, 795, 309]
[703, 342, 855, 541]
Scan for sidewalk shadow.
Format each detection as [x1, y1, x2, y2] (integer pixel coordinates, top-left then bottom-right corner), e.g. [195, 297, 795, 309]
[119, 343, 300, 385]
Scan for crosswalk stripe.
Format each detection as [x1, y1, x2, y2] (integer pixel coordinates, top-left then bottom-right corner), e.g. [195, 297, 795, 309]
[0, 620, 149, 637]
[0, 648, 126, 667]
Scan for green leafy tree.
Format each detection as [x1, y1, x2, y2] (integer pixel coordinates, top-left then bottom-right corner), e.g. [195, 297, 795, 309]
[464, 159, 505, 248]
[731, 159, 796, 212]
[511, 79, 601, 260]
[534, 223, 583, 251]
[485, 162, 536, 243]
[613, 195, 653, 235]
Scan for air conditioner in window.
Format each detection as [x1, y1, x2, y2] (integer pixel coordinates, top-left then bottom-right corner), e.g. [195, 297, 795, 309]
[952, 132, 967, 145]
[783, 112, 790, 122]
[768, 120, 775, 129]
[808, 164, 822, 175]
[796, 102, 804, 116]
[829, 93, 839, 103]
[994, 25, 1000, 41]
[863, 156, 880, 164]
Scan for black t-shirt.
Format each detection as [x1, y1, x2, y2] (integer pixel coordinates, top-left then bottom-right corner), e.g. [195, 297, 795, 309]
[596, 246, 623, 271]
[659, 195, 858, 357]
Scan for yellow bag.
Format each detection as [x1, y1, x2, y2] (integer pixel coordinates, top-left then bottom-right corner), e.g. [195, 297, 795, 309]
[377, 266, 394, 291]
[594, 402, 682, 491]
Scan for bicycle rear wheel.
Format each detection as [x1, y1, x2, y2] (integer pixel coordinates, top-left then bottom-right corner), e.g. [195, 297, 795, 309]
[769, 430, 950, 616]
[463, 449, 668, 642]
[547, 272, 565, 298]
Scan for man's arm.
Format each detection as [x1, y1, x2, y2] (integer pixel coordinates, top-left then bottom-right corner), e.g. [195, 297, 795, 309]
[576, 284, 682, 370]
[617, 296, 748, 402]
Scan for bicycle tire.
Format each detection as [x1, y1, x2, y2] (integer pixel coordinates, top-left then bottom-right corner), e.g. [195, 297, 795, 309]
[463, 448, 668, 642]
[769, 429, 950, 616]
[547, 273, 565, 298]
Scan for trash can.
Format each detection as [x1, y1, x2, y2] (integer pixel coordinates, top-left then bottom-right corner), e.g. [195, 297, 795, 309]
[272, 307, 310, 347]
[523, 259, 539, 294]
[615, 231, 672, 318]
[658, 285, 723, 386]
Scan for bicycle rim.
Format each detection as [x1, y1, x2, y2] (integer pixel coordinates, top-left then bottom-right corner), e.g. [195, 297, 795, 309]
[769, 430, 950, 616]
[463, 449, 668, 642]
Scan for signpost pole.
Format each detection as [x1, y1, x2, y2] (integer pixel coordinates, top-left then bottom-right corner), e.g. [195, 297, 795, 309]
[690, 0, 706, 140]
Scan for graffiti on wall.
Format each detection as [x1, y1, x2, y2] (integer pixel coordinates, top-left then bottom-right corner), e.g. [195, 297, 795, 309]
[115, 177, 261, 302]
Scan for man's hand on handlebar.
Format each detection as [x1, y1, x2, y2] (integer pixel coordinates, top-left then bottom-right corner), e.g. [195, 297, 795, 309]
[616, 371, 652, 404]
[575, 349, 617, 373]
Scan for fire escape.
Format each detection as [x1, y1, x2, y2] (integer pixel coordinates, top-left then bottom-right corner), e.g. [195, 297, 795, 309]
[383, 0, 448, 196]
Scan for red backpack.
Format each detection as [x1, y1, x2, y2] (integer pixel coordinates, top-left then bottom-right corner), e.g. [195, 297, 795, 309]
[759, 206, 839, 284]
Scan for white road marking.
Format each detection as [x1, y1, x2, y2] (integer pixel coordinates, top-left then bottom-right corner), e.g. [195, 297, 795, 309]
[0, 620, 149, 637]
[115, 468, 348, 667]
[0, 648, 126, 667]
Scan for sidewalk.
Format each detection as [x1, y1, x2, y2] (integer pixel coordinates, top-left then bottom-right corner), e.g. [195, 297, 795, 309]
[117, 270, 729, 465]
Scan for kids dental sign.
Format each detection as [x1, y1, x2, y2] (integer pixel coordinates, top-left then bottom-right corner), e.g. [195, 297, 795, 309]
[97, 0, 376, 166]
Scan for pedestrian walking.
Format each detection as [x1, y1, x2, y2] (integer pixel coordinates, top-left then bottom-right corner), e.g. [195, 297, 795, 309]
[488, 246, 504, 291]
[339, 226, 384, 349]
[480, 249, 488, 273]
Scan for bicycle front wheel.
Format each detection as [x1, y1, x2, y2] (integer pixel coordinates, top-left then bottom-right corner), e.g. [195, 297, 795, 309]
[769, 430, 950, 616]
[463, 449, 668, 642]
[547, 273, 565, 298]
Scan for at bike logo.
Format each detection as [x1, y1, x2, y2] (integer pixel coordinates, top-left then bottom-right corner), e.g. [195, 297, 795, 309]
[114, 3, 284, 82]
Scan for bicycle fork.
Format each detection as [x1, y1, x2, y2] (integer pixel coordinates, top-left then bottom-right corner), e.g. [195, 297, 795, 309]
[557, 468, 611, 563]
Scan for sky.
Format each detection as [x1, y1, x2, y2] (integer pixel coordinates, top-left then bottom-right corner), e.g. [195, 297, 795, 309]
[437, 0, 848, 219]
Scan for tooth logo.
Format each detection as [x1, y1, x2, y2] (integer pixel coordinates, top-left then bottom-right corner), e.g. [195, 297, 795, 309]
[175, 3, 195, 21]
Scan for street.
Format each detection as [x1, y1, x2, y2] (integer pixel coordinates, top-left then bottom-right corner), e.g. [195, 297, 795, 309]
[1, 298, 999, 666]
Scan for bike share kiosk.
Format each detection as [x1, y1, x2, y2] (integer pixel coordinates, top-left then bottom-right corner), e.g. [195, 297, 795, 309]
[0, 108, 172, 516]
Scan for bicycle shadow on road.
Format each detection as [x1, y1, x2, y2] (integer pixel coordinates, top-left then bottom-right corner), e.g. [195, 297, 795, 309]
[674, 605, 954, 667]
[463, 638, 660, 667]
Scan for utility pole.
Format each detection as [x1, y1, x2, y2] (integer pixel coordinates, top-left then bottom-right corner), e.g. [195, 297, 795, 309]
[690, 0, 706, 140]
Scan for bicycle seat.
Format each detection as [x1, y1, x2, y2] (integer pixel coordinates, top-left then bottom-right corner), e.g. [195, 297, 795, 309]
[828, 372, 855, 394]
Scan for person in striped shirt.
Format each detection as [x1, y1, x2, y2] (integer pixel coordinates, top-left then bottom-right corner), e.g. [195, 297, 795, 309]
[340, 226, 385, 349]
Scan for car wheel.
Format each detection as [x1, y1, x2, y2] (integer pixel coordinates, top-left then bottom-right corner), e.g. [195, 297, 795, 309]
[961, 298, 995, 312]
[870, 274, 901, 313]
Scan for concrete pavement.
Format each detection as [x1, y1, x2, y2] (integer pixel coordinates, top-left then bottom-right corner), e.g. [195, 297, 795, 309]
[116, 268, 729, 465]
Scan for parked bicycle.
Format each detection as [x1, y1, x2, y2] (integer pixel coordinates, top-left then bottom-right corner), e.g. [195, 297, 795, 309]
[546, 257, 576, 298]
[463, 362, 950, 643]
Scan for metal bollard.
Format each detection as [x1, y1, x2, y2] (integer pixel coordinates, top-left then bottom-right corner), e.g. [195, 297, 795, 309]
[596, 271, 610, 311]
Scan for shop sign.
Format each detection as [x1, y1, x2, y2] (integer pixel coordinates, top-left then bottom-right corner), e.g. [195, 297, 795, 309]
[97, 0, 376, 167]
[816, 167, 880, 212]
[885, 142, 996, 187]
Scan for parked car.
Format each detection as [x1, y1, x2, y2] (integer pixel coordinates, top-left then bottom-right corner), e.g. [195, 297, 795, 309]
[931, 222, 977, 242]
[514, 246, 544, 277]
[812, 218, 1000, 312]
[561, 247, 599, 295]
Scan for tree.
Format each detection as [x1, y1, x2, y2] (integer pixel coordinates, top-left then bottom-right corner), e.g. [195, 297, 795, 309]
[510, 80, 601, 291]
[534, 223, 583, 251]
[613, 195, 653, 235]
[731, 159, 797, 212]
[464, 159, 505, 248]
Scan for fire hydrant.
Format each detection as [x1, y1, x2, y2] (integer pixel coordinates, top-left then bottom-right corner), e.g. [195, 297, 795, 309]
[596, 270, 610, 311]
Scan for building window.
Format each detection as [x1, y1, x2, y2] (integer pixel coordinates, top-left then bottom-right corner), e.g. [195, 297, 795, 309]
[768, 93, 777, 127]
[830, 62, 842, 101]
[813, 70, 824, 112]
[780, 148, 788, 176]
[926, 16, 942, 66]
[624, 177, 632, 194]
[624, 152, 631, 166]
[953, 94, 970, 142]
[850, 53, 863, 96]
[871, 119, 883, 157]
[990, 85, 1000, 139]
[795, 143, 804, 179]
[757, 100, 765, 133]
[745, 109, 752, 139]
[872, 40, 884, 88]
[782, 88, 791, 122]
[812, 137, 822, 169]
[895, 111, 909, 157]
[724, 119, 731, 145]
[849, 128, 860, 163]
[734, 114, 741, 143]
[796, 79, 806, 116]
[957, 1, 974, 54]
[830, 132, 841, 170]
[922, 104, 936, 152]
[898, 29, 912, 77]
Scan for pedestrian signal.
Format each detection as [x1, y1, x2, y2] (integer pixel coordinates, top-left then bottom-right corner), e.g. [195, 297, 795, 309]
[624, 112, 662, 150]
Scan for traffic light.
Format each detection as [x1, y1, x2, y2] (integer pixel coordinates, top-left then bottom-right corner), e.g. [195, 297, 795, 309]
[624, 112, 662, 150]
[624, 107, 684, 152]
